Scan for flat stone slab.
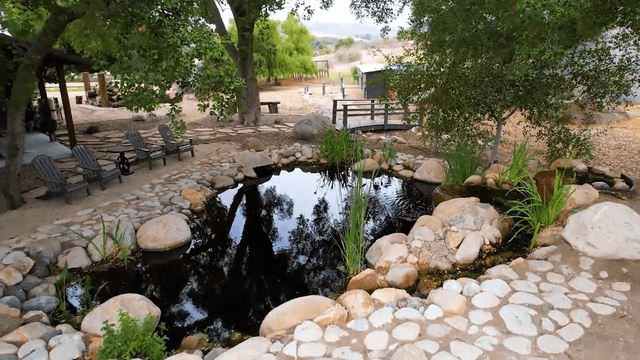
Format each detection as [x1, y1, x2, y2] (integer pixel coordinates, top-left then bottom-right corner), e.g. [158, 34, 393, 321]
[562, 202, 640, 259]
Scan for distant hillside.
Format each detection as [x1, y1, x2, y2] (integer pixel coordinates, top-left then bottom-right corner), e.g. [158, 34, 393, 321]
[303, 21, 399, 40]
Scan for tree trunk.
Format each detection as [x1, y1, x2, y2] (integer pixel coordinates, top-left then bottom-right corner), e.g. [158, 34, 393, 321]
[487, 113, 504, 166]
[236, 18, 261, 126]
[1, 7, 81, 211]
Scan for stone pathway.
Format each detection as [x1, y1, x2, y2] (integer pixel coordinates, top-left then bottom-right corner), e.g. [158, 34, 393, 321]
[234, 246, 631, 360]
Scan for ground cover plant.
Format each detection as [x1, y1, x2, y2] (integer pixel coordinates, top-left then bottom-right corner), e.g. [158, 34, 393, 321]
[98, 309, 167, 360]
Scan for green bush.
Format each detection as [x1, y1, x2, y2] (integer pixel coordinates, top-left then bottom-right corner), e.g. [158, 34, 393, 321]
[317, 129, 365, 165]
[335, 37, 355, 51]
[439, 140, 485, 185]
[350, 66, 359, 83]
[506, 171, 574, 248]
[98, 309, 167, 360]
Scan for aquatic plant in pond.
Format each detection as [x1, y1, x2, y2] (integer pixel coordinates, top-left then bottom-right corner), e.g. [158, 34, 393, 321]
[341, 166, 371, 277]
[316, 129, 365, 165]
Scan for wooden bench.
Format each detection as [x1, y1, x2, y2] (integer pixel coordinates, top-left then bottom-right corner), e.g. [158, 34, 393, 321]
[260, 101, 280, 114]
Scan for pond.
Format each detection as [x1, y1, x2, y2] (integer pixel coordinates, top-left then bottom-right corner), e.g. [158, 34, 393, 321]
[70, 166, 436, 348]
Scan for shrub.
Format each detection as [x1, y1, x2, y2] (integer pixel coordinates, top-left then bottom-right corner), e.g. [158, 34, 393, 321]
[335, 37, 355, 51]
[316, 129, 365, 165]
[350, 66, 359, 83]
[335, 49, 362, 63]
[506, 170, 574, 248]
[98, 309, 167, 360]
[439, 140, 485, 185]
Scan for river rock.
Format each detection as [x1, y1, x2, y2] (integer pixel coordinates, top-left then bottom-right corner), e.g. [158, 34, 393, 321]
[447, 203, 500, 231]
[80, 293, 161, 336]
[137, 214, 191, 251]
[427, 289, 467, 314]
[86, 235, 114, 262]
[0, 322, 57, 346]
[413, 159, 446, 184]
[292, 114, 333, 141]
[385, 263, 418, 289]
[411, 215, 444, 234]
[242, 138, 266, 151]
[216, 337, 271, 360]
[337, 290, 376, 319]
[212, 175, 234, 189]
[259, 295, 335, 338]
[370, 288, 410, 305]
[353, 158, 380, 172]
[28, 239, 62, 276]
[57, 247, 92, 270]
[234, 151, 273, 168]
[455, 232, 484, 265]
[313, 304, 348, 326]
[432, 197, 480, 224]
[107, 220, 136, 250]
[564, 184, 599, 211]
[10, 257, 34, 276]
[181, 189, 206, 212]
[365, 233, 408, 271]
[22, 297, 57, 313]
[0, 268, 23, 287]
[562, 202, 640, 259]
[347, 269, 379, 292]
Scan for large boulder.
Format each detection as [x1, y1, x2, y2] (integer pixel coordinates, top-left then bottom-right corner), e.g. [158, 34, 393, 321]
[562, 202, 640, 259]
[137, 214, 191, 251]
[564, 184, 599, 211]
[365, 233, 407, 267]
[337, 290, 376, 319]
[108, 220, 137, 250]
[413, 159, 446, 184]
[292, 114, 333, 141]
[447, 202, 501, 231]
[234, 151, 273, 169]
[259, 295, 336, 338]
[28, 239, 62, 276]
[81, 294, 161, 336]
[216, 337, 271, 360]
[432, 197, 480, 224]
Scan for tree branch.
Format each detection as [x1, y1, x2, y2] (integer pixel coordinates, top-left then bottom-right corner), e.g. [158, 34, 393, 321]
[205, 0, 239, 65]
[503, 108, 518, 121]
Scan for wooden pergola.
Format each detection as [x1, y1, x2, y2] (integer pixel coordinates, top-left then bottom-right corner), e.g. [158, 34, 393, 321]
[1, 34, 92, 147]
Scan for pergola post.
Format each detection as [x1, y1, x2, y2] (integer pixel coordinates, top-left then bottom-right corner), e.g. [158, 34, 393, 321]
[98, 73, 108, 107]
[56, 65, 77, 147]
[36, 74, 55, 141]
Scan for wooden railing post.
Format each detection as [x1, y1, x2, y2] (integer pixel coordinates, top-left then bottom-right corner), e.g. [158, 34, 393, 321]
[384, 104, 389, 130]
[322, 84, 325, 96]
[370, 100, 375, 120]
[332, 100, 338, 124]
[343, 104, 349, 129]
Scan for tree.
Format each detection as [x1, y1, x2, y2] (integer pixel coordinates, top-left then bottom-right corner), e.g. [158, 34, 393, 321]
[334, 37, 355, 51]
[280, 13, 316, 77]
[381, 0, 640, 164]
[1, 1, 86, 210]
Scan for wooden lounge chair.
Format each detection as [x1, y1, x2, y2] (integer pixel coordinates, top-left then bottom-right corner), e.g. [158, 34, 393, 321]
[33, 154, 91, 204]
[157, 124, 194, 161]
[72, 144, 122, 190]
[126, 130, 166, 170]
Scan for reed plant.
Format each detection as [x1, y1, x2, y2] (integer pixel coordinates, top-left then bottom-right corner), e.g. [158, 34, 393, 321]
[317, 129, 365, 165]
[341, 165, 370, 277]
[74, 217, 135, 269]
[507, 170, 574, 248]
[439, 140, 485, 185]
[505, 140, 534, 186]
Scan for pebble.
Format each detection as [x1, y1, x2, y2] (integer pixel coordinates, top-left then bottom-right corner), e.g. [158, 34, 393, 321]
[605, 290, 628, 301]
[414, 339, 439, 354]
[474, 336, 499, 351]
[297, 342, 326, 358]
[528, 260, 554, 272]
[548, 310, 569, 326]
[510, 280, 538, 293]
[595, 296, 620, 306]
[426, 324, 451, 338]
[294, 321, 323, 342]
[444, 316, 468, 331]
[499, 305, 538, 336]
[394, 308, 424, 321]
[346, 318, 370, 332]
[543, 292, 573, 309]
[480, 279, 511, 298]
[546, 273, 565, 284]
[450, 341, 483, 360]
[508, 292, 543, 305]
[579, 257, 594, 270]
[324, 325, 349, 343]
[443, 280, 462, 294]
[369, 308, 394, 328]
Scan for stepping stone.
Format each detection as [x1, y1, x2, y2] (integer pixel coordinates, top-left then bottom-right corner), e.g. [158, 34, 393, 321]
[510, 280, 538, 293]
[504, 336, 532, 355]
[557, 323, 585, 342]
[595, 296, 620, 306]
[414, 339, 439, 354]
[548, 310, 569, 326]
[570, 309, 592, 328]
[509, 292, 543, 305]
[499, 305, 538, 336]
[469, 310, 493, 325]
[567, 276, 597, 293]
[537, 334, 569, 354]
[471, 292, 500, 309]
[528, 260, 554, 272]
[424, 304, 444, 320]
[612, 282, 631, 292]
[605, 290, 628, 301]
[450, 341, 483, 360]
[426, 324, 452, 338]
[474, 336, 499, 351]
[480, 279, 511, 297]
[543, 292, 573, 309]
[546, 273, 565, 284]
[364, 331, 389, 351]
[586, 302, 616, 315]
[444, 316, 468, 331]
[369, 308, 394, 328]
[392, 322, 421, 341]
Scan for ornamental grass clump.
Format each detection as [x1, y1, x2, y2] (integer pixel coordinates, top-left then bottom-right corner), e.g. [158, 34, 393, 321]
[507, 170, 574, 248]
[439, 139, 485, 185]
[317, 129, 365, 165]
[341, 165, 371, 277]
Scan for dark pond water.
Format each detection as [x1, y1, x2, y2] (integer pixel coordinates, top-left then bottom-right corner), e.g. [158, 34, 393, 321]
[71, 166, 436, 348]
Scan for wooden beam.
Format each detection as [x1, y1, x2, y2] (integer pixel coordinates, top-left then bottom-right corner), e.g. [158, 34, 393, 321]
[97, 72, 108, 108]
[36, 74, 55, 141]
[57, 65, 76, 147]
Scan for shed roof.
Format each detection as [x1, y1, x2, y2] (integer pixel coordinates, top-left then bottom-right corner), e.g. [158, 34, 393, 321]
[355, 63, 388, 73]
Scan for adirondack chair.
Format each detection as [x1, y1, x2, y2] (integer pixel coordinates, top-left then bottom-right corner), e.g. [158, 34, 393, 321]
[72, 145, 122, 190]
[126, 130, 166, 170]
[32, 154, 91, 204]
[157, 124, 194, 161]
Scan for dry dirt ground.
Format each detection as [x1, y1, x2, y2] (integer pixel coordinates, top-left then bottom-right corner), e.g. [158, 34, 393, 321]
[1, 45, 640, 359]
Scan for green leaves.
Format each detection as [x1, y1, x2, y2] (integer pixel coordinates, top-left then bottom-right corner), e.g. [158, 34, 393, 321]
[98, 309, 167, 360]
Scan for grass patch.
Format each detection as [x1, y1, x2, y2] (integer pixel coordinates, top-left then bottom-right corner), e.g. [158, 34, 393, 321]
[317, 129, 365, 165]
[506, 170, 574, 248]
[439, 140, 485, 185]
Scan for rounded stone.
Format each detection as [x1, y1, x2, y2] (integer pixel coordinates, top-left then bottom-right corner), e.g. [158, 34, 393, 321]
[385, 263, 419, 289]
[392, 322, 421, 341]
[468, 310, 493, 325]
[537, 335, 569, 354]
[570, 309, 592, 328]
[364, 331, 389, 351]
[0, 268, 23, 287]
[297, 342, 326, 358]
[612, 282, 631, 292]
[586, 302, 616, 315]
[260, 295, 335, 337]
[567, 276, 597, 293]
[449, 341, 483, 360]
[480, 279, 511, 298]
[337, 290, 376, 319]
[293, 321, 323, 342]
[471, 292, 500, 309]
[369, 308, 394, 328]
[81, 293, 161, 336]
[499, 305, 538, 336]
[504, 336, 531, 355]
[136, 214, 191, 251]
[424, 304, 444, 320]
[394, 308, 425, 322]
[390, 344, 428, 360]
[427, 289, 467, 314]
[22, 296, 58, 313]
[443, 280, 462, 294]
[557, 323, 585, 342]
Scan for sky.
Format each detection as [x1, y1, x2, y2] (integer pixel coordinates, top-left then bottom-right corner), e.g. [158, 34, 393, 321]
[220, 1, 410, 28]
